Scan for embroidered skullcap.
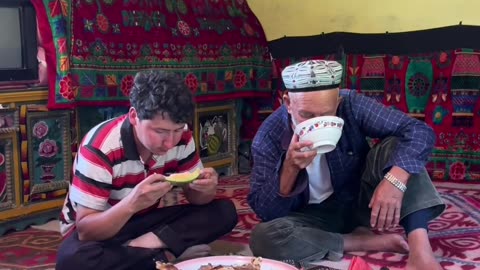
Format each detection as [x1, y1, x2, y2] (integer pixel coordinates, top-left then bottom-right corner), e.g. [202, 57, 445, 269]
[281, 60, 343, 91]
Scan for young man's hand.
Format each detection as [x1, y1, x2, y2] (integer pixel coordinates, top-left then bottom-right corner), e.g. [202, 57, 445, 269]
[124, 173, 172, 214]
[188, 167, 218, 195]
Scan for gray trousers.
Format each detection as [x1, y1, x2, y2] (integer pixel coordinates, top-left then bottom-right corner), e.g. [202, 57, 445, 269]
[249, 137, 445, 264]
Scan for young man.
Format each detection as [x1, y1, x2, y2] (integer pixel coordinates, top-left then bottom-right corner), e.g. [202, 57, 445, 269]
[248, 60, 445, 270]
[56, 70, 238, 270]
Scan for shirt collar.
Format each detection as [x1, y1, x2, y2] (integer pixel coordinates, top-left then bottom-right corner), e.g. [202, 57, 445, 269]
[279, 105, 294, 151]
[120, 116, 141, 161]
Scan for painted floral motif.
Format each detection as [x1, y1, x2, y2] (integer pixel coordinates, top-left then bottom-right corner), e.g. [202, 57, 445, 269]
[33, 121, 49, 139]
[298, 121, 344, 137]
[38, 139, 59, 158]
[0, 153, 4, 166]
[31, 119, 63, 182]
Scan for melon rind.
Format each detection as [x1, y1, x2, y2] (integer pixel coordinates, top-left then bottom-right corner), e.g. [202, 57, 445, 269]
[165, 169, 200, 184]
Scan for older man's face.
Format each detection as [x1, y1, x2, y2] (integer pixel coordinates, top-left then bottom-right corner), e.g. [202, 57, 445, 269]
[285, 89, 340, 126]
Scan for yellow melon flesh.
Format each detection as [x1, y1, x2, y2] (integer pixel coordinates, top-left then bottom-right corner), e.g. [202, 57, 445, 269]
[165, 169, 200, 183]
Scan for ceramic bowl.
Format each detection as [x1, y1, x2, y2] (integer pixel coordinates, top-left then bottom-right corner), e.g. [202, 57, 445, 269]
[294, 116, 344, 154]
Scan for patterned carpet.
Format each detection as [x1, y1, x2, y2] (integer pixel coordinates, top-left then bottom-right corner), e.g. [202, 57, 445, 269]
[0, 229, 61, 270]
[0, 175, 479, 270]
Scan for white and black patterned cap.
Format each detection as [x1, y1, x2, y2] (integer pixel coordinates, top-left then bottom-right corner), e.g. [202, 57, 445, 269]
[281, 60, 343, 91]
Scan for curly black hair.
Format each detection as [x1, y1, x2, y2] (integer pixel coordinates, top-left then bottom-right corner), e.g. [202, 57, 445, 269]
[129, 70, 195, 124]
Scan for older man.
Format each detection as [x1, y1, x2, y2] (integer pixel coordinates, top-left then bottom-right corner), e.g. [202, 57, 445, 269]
[248, 60, 445, 270]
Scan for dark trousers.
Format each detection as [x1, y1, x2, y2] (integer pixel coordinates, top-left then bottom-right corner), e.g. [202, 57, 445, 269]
[249, 137, 446, 263]
[56, 199, 238, 270]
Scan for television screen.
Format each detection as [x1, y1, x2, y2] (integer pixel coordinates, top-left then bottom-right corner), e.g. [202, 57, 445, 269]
[0, 7, 22, 69]
[0, 0, 38, 84]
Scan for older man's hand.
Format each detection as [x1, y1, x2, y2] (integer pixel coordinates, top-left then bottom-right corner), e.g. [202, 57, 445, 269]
[369, 179, 405, 231]
[285, 133, 317, 170]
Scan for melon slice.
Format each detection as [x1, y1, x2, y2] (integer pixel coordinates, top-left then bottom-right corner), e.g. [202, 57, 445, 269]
[165, 169, 200, 184]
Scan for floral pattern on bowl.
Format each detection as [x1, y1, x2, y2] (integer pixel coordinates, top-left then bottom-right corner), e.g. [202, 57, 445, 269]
[298, 120, 344, 137]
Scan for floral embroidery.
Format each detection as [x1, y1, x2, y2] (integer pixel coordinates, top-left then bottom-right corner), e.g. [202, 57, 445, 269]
[177, 20, 191, 36]
[40, 0, 272, 107]
[432, 106, 448, 125]
[120, 75, 134, 97]
[59, 75, 77, 101]
[234, 71, 247, 89]
[185, 73, 199, 92]
[449, 161, 467, 181]
[96, 13, 110, 33]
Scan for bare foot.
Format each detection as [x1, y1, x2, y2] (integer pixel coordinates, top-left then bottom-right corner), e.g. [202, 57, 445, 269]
[128, 232, 164, 249]
[406, 229, 443, 270]
[406, 250, 442, 270]
[344, 227, 409, 253]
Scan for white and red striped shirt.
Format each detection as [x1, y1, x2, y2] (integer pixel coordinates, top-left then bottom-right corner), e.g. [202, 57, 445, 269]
[60, 114, 202, 236]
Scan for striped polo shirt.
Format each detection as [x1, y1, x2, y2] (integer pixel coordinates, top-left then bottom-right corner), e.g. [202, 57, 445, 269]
[59, 114, 202, 236]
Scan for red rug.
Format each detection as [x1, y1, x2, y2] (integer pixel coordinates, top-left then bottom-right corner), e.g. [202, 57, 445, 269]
[341, 181, 480, 270]
[0, 229, 61, 269]
[0, 175, 479, 270]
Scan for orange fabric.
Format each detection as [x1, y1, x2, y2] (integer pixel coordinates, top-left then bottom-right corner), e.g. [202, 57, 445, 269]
[348, 256, 373, 270]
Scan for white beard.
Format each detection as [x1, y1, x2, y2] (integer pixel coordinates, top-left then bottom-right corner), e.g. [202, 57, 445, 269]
[291, 115, 300, 129]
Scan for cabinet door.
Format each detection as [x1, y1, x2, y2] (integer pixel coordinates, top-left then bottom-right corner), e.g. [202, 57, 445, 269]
[20, 106, 72, 204]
